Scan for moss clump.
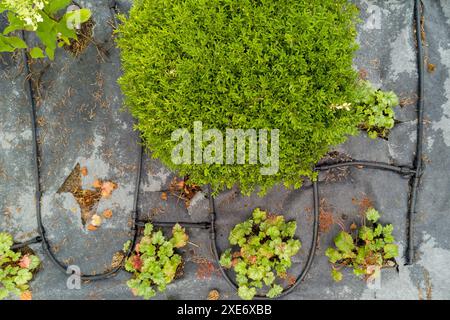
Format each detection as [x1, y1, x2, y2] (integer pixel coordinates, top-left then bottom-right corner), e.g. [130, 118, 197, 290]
[117, 0, 364, 195]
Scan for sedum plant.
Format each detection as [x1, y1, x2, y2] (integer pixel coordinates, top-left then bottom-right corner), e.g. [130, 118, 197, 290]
[356, 81, 399, 139]
[0, 232, 40, 300]
[0, 0, 91, 59]
[220, 208, 301, 300]
[117, 0, 367, 195]
[325, 208, 399, 283]
[124, 223, 189, 299]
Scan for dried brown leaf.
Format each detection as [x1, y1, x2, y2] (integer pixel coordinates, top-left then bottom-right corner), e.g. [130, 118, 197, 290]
[87, 224, 98, 231]
[80, 167, 88, 176]
[207, 290, 220, 301]
[101, 181, 117, 198]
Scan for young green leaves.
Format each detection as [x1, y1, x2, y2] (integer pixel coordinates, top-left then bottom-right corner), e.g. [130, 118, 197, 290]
[0, 232, 40, 300]
[0, 34, 27, 52]
[219, 208, 301, 300]
[124, 223, 188, 299]
[0, 0, 91, 59]
[325, 208, 399, 283]
[356, 81, 399, 139]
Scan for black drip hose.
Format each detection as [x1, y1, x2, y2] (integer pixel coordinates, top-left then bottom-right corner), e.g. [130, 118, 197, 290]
[135, 221, 211, 229]
[12, 0, 425, 295]
[11, 236, 43, 251]
[315, 160, 415, 176]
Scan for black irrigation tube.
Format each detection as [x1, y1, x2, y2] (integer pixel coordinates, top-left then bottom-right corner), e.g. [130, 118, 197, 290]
[11, 235, 42, 251]
[10, 0, 425, 296]
[135, 221, 211, 230]
[406, 0, 426, 265]
[316, 161, 415, 176]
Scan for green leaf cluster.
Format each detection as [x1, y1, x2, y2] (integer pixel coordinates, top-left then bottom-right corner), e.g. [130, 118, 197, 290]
[116, 0, 368, 195]
[219, 208, 301, 300]
[0, 232, 40, 300]
[325, 208, 398, 283]
[356, 81, 399, 139]
[125, 223, 189, 299]
[0, 0, 91, 59]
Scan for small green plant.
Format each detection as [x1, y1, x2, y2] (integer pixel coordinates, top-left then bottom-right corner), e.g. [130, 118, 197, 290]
[325, 208, 399, 283]
[356, 81, 399, 139]
[0, 232, 40, 300]
[0, 0, 91, 59]
[124, 223, 189, 299]
[220, 208, 301, 300]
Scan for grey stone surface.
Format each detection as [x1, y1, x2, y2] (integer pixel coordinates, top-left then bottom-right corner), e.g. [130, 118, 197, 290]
[1, 0, 450, 300]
